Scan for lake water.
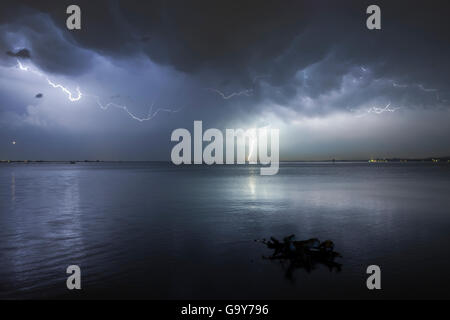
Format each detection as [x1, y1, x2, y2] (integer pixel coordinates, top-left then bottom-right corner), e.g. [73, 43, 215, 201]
[1, 162, 450, 299]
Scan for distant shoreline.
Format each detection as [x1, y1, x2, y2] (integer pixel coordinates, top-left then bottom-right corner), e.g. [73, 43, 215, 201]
[1, 158, 449, 164]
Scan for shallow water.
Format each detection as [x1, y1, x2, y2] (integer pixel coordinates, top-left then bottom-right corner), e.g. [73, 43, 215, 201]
[1, 162, 450, 299]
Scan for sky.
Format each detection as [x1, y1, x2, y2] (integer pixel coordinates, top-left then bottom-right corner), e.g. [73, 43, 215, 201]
[0, 0, 449, 161]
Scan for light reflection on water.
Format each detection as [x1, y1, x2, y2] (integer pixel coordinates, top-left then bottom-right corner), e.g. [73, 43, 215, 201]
[0, 162, 450, 299]
[11, 172, 15, 203]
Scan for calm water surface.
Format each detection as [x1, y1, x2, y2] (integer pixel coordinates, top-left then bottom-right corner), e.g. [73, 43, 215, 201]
[1, 162, 450, 299]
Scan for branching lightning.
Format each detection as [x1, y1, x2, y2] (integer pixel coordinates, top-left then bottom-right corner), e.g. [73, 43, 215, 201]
[15, 59, 180, 122]
[17, 59, 81, 101]
[206, 74, 271, 100]
[207, 88, 253, 99]
[392, 81, 447, 103]
[89, 95, 181, 122]
[367, 103, 401, 114]
[46, 79, 82, 102]
[350, 103, 402, 118]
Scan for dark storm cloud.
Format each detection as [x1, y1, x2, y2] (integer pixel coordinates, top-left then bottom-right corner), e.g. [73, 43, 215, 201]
[0, 3, 93, 75]
[1, 0, 449, 121]
[0, 2, 447, 74]
[6, 48, 30, 58]
[1, 0, 450, 162]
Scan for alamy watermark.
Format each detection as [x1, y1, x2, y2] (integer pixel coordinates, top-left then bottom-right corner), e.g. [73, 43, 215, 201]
[366, 5, 381, 30]
[366, 265, 382, 290]
[170, 121, 279, 175]
[66, 4, 381, 31]
[66, 5, 81, 30]
[66, 265, 81, 290]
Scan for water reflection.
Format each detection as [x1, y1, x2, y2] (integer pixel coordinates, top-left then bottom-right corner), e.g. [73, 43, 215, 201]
[2, 169, 86, 296]
[56, 170, 85, 257]
[1, 163, 450, 299]
[11, 172, 15, 203]
[248, 176, 256, 196]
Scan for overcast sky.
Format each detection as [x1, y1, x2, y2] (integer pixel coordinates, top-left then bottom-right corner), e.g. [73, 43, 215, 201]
[0, 0, 449, 161]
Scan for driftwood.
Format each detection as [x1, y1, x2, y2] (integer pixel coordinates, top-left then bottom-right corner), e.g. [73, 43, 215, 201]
[257, 235, 342, 279]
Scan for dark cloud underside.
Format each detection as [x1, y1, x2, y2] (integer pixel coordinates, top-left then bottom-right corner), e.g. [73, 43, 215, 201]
[1, 1, 449, 86]
[0, 0, 449, 160]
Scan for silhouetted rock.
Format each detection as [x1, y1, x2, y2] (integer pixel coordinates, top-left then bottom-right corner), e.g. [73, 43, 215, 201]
[258, 234, 342, 280]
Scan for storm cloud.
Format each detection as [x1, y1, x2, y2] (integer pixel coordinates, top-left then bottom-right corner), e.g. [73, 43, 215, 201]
[0, 0, 449, 160]
[6, 48, 30, 58]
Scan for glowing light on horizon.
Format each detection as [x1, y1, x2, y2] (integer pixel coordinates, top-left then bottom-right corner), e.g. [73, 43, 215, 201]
[247, 125, 271, 163]
[248, 135, 256, 162]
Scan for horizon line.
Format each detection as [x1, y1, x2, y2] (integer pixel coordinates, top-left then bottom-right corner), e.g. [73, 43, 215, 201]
[1, 157, 450, 164]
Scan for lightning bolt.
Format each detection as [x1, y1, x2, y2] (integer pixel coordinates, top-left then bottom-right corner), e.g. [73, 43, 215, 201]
[46, 79, 82, 102]
[207, 88, 253, 99]
[17, 59, 82, 101]
[89, 95, 181, 122]
[248, 134, 256, 162]
[247, 125, 271, 162]
[392, 81, 447, 103]
[206, 74, 271, 100]
[393, 82, 438, 92]
[367, 103, 401, 114]
[17, 60, 29, 71]
[350, 103, 402, 118]
[15, 59, 179, 122]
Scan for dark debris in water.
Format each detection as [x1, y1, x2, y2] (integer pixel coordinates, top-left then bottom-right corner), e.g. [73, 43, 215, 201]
[256, 235, 342, 280]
